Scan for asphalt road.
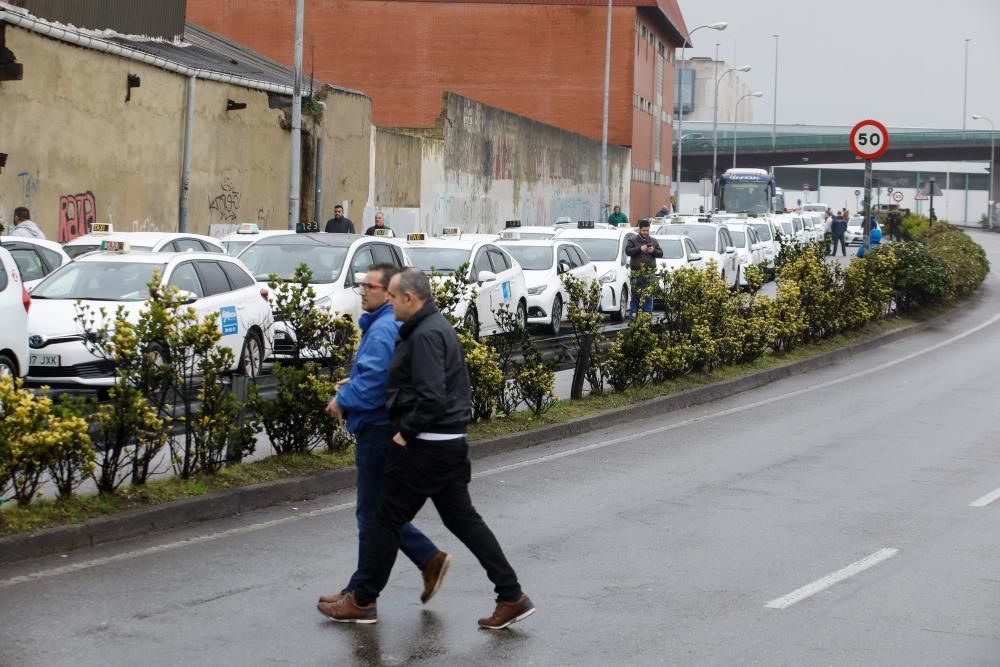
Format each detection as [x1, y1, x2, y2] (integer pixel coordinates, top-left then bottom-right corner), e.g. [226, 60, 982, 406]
[2, 233, 999, 666]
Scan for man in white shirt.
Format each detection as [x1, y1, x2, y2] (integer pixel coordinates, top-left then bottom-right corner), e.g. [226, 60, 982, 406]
[10, 207, 45, 239]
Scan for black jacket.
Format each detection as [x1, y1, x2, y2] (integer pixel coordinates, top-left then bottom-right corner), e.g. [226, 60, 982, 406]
[325, 217, 355, 234]
[625, 234, 663, 270]
[387, 301, 472, 440]
[831, 216, 848, 236]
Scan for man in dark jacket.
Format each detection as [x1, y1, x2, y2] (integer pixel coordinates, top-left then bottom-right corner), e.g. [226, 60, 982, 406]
[364, 211, 392, 236]
[324, 204, 355, 233]
[320, 268, 534, 629]
[830, 213, 848, 256]
[318, 263, 448, 611]
[624, 219, 663, 318]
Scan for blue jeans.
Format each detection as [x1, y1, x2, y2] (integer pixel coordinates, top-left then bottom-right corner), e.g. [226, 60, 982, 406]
[345, 423, 439, 591]
[629, 273, 654, 317]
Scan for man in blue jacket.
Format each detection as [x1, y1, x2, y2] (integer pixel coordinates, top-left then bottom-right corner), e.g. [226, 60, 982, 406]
[318, 263, 450, 611]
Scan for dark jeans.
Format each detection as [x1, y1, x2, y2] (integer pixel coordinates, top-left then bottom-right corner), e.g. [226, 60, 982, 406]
[830, 234, 847, 256]
[629, 273, 654, 317]
[345, 423, 439, 591]
[353, 437, 523, 606]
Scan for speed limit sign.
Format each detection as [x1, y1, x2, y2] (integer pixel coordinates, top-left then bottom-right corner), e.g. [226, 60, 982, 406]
[849, 119, 890, 160]
[892, 191, 904, 203]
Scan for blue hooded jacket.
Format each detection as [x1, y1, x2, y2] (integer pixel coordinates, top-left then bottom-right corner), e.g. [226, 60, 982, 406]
[335, 302, 401, 434]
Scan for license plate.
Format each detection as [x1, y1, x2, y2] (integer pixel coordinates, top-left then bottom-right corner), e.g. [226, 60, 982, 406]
[30, 354, 61, 367]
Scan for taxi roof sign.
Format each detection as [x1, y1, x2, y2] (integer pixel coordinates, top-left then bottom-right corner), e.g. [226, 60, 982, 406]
[406, 232, 427, 242]
[373, 228, 395, 237]
[499, 230, 520, 240]
[100, 239, 129, 252]
[577, 220, 595, 229]
[237, 223, 260, 235]
[91, 222, 113, 235]
[439, 227, 461, 238]
[504, 220, 522, 229]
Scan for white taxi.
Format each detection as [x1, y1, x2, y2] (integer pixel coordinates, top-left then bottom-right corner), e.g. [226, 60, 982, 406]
[744, 219, 780, 273]
[774, 214, 807, 245]
[555, 223, 637, 321]
[0, 236, 71, 289]
[846, 216, 880, 246]
[219, 223, 294, 256]
[25, 248, 272, 389]
[63, 224, 225, 259]
[402, 231, 528, 338]
[724, 222, 767, 286]
[651, 233, 706, 274]
[0, 246, 30, 378]
[651, 221, 740, 289]
[237, 232, 407, 354]
[496, 232, 598, 335]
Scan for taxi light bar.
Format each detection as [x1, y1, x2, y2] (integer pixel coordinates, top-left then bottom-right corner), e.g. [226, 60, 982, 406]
[556, 216, 572, 224]
[406, 232, 427, 242]
[90, 222, 113, 235]
[296, 220, 320, 233]
[504, 220, 521, 229]
[237, 223, 260, 235]
[577, 220, 595, 229]
[101, 239, 129, 252]
[439, 227, 461, 238]
[373, 228, 395, 237]
[499, 230, 520, 240]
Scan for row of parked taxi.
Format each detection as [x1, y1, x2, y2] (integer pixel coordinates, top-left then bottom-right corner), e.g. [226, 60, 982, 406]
[0, 211, 819, 391]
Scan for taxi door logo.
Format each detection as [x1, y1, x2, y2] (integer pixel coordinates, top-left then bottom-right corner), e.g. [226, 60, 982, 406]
[501, 281, 511, 301]
[220, 306, 239, 335]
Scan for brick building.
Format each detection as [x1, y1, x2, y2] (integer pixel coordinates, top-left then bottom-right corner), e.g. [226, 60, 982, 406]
[187, 0, 689, 221]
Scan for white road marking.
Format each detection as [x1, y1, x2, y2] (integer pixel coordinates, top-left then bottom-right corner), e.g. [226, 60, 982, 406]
[764, 548, 900, 610]
[969, 487, 1000, 508]
[3, 311, 999, 589]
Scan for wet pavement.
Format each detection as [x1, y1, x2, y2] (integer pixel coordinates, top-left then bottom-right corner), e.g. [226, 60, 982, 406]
[1, 233, 999, 666]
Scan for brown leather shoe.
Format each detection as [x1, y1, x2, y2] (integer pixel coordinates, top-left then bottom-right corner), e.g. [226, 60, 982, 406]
[478, 594, 535, 630]
[317, 592, 377, 624]
[420, 551, 452, 604]
[318, 589, 349, 605]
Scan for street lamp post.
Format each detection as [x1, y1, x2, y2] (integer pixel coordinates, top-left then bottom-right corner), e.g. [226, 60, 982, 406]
[962, 39, 971, 131]
[732, 91, 763, 168]
[674, 21, 728, 210]
[972, 114, 995, 228]
[598, 0, 612, 222]
[712, 64, 751, 182]
[771, 34, 779, 151]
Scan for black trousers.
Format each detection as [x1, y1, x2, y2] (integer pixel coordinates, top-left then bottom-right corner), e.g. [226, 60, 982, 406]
[353, 437, 523, 606]
[830, 234, 847, 256]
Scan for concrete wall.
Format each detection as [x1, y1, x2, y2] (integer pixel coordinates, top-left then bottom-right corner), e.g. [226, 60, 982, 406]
[371, 94, 630, 236]
[0, 25, 371, 239]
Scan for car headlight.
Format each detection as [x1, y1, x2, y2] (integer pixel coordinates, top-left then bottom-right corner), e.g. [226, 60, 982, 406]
[315, 296, 332, 309]
[527, 285, 546, 295]
[739, 255, 749, 264]
[600, 270, 616, 283]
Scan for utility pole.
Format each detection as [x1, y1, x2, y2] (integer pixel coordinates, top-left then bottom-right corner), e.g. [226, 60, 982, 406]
[771, 34, 779, 151]
[598, 0, 612, 222]
[288, 0, 304, 230]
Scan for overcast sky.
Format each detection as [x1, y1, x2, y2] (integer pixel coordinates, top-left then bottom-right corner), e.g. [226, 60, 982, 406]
[677, 0, 1000, 130]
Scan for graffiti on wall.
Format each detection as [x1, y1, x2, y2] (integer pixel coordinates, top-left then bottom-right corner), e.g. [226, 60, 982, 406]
[17, 170, 40, 205]
[430, 193, 500, 234]
[59, 191, 97, 243]
[493, 138, 513, 181]
[130, 218, 161, 233]
[208, 178, 242, 224]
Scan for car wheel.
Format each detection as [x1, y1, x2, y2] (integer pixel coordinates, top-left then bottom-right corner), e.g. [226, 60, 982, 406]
[611, 286, 628, 322]
[463, 308, 480, 340]
[516, 301, 528, 331]
[0, 353, 17, 380]
[547, 295, 563, 336]
[239, 332, 263, 378]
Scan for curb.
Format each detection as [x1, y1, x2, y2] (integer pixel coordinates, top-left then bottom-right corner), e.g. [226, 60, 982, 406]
[0, 308, 961, 565]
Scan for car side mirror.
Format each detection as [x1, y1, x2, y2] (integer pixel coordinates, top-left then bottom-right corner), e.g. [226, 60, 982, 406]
[725, 246, 735, 253]
[478, 270, 497, 284]
[353, 272, 367, 285]
[557, 260, 571, 274]
[175, 289, 198, 305]
[688, 253, 702, 262]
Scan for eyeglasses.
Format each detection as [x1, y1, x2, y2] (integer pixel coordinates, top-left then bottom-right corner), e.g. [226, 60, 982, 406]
[354, 282, 384, 294]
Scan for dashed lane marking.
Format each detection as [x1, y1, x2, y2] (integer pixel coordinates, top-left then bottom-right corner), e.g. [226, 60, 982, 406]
[765, 548, 900, 610]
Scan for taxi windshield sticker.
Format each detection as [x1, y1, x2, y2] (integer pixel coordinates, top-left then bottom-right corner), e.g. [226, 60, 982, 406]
[220, 306, 239, 335]
[501, 281, 511, 301]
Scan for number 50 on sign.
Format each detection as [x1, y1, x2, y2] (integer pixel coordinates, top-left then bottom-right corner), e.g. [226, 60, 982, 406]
[850, 119, 890, 160]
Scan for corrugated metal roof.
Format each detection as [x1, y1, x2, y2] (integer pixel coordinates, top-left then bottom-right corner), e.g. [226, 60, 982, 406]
[386, 0, 689, 44]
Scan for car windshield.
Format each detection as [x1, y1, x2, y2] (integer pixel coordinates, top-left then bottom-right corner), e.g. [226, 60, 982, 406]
[780, 222, 794, 234]
[749, 223, 772, 241]
[662, 225, 716, 251]
[31, 261, 165, 301]
[848, 216, 864, 227]
[720, 182, 771, 215]
[729, 230, 746, 246]
[238, 243, 348, 283]
[560, 238, 619, 261]
[406, 248, 472, 274]
[502, 246, 552, 270]
[224, 240, 252, 256]
[653, 238, 684, 259]
[64, 243, 153, 258]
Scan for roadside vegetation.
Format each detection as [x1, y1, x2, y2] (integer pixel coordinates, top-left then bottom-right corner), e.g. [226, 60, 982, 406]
[0, 220, 989, 535]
